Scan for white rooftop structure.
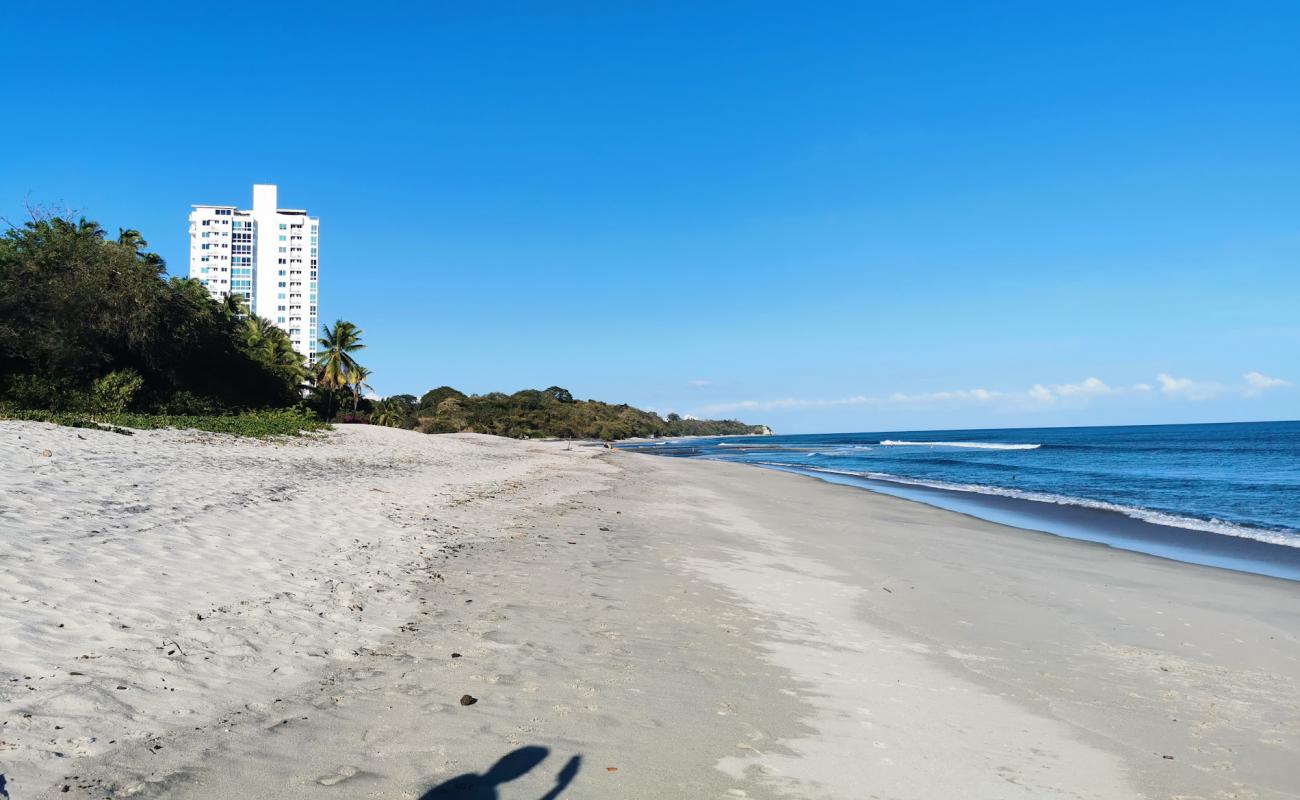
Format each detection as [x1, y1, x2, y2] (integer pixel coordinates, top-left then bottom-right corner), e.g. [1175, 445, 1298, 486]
[188, 184, 319, 361]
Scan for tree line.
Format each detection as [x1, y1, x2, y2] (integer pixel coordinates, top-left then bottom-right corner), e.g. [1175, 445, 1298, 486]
[0, 212, 368, 421]
[367, 386, 768, 440]
[1, 212, 767, 440]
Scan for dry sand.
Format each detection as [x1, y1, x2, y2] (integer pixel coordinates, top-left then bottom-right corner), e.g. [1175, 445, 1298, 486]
[1, 423, 1296, 799]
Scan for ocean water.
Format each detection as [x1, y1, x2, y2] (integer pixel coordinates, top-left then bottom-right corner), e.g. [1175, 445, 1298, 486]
[619, 421, 1300, 581]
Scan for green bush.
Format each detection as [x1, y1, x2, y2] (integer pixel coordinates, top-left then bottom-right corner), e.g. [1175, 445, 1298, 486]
[150, 390, 234, 416]
[3, 374, 90, 412]
[91, 369, 144, 416]
[0, 216, 305, 412]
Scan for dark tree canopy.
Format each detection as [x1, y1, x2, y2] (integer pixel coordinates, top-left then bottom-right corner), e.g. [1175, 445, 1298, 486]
[413, 386, 767, 440]
[544, 386, 574, 404]
[0, 215, 304, 413]
[418, 385, 466, 410]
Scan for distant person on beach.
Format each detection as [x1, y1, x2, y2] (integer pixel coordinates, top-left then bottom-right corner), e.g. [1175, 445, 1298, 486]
[419, 747, 580, 799]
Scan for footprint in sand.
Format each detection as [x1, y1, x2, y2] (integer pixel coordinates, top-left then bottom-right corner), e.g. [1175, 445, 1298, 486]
[317, 766, 360, 786]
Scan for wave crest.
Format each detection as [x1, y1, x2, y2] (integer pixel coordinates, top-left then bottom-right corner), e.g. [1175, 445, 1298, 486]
[879, 440, 1041, 450]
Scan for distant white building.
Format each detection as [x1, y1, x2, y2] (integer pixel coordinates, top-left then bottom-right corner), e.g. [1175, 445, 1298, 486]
[188, 184, 319, 362]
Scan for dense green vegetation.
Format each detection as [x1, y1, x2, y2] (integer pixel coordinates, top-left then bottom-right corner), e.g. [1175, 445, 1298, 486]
[1, 212, 764, 441]
[0, 213, 359, 436]
[0, 215, 307, 415]
[1, 408, 328, 437]
[406, 385, 767, 440]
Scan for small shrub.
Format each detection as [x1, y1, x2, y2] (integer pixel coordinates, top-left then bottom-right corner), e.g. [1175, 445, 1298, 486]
[3, 374, 90, 412]
[151, 390, 233, 416]
[91, 369, 144, 416]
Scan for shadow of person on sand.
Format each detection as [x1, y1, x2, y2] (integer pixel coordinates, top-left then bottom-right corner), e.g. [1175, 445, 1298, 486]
[419, 746, 581, 799]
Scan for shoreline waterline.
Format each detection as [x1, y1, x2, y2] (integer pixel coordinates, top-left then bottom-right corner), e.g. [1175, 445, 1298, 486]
[617, 420, 1300, 582]
[760, 462, 1300, 582]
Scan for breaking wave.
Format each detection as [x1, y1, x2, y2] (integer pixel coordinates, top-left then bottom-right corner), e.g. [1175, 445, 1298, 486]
[879, 440, 1041, 450]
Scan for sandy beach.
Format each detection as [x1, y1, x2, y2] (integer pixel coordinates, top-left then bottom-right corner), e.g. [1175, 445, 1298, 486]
[2, 422, 1297, 799]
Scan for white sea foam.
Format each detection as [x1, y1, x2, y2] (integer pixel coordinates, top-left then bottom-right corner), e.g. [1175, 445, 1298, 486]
[755, 463, 1300, 550]
[818, 446, 874, 456]
[879, 440, 1041, 450]
[716, 443, 822, 452]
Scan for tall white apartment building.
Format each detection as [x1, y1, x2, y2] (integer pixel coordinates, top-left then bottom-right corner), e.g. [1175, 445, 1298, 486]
[188, 184, 319, 362]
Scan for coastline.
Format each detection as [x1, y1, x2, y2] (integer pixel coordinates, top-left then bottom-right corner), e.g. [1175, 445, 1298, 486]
[3, 423, 1296, 798]
[618, 422, 1300, 583]
[764, 463, 1300, 581]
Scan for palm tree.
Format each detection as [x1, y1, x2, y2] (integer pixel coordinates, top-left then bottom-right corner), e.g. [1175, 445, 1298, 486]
[370, 398, 402, 428]
[243, 316, 307, 386]
[349, 365, 374, 413]
[117, 228, 148, 253]
[220, 292, 249, 319]
[242, 315, 274, 349]
[316, 320, 365, 419]
[117, 228, 165, 272]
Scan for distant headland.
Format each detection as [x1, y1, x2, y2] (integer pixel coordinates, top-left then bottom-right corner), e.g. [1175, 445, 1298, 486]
[384, 385, 769, 441]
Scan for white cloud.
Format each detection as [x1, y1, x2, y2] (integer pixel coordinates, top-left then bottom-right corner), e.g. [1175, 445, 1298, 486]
[691, 371, 1290, 417]
[688, 379, 712, 387]
[1053, 377, 1114, 397]
[1156, 373, 1222, 401]
[1021, 377, 1116, 407]
[1243, 371, 1290, 395]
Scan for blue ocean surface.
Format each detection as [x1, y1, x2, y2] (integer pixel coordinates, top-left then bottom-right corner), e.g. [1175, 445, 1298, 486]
[619, 421, 1300, 581]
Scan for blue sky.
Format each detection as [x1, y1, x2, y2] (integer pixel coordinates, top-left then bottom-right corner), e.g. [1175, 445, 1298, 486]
[3, 1, 1296, 433]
